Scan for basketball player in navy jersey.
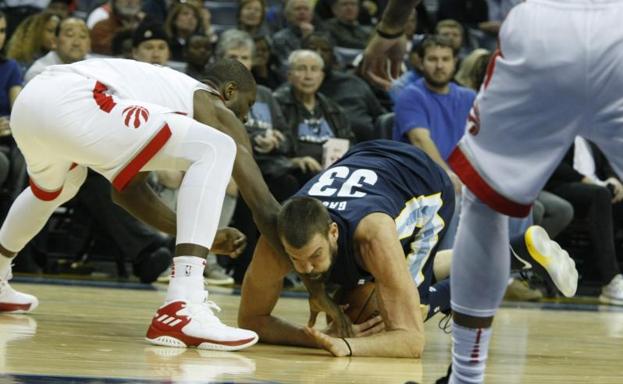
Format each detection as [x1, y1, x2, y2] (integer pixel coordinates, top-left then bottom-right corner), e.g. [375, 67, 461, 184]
[238, 140, 576, 357]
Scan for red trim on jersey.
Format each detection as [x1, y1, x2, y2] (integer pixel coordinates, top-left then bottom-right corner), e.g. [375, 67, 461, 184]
[69, 163, 78, 171]
[448, 147, 531, 217]
[0, 302, 33, 312]
[112, 123, 172, 191]
[92, 81, 117, 113]
[29, 179, 62, 201]
[483, 50, 502, 90]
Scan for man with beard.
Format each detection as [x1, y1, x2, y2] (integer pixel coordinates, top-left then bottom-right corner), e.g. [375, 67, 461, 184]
[238, 140, 577, 357]
[393, 35, 475, 192]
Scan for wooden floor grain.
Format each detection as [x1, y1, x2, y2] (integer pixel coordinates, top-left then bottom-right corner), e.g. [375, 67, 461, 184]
[1, 282, 622, 384]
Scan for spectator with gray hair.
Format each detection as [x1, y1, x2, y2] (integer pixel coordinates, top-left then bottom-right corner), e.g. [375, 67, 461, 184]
[274, 49, 353, 173]
[271, 0, 317, 81]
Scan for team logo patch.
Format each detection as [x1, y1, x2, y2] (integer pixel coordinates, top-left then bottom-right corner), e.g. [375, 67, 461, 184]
[122, 105, 150, 129]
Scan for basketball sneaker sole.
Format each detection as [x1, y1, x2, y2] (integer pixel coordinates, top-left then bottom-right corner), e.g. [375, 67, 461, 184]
[525, 225, 578, 297]
[145, 329, 258, 351]
[598, 294, 623, 306]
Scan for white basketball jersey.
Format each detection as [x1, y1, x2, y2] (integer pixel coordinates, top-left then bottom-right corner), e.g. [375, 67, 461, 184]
[44, 58, 212, 116]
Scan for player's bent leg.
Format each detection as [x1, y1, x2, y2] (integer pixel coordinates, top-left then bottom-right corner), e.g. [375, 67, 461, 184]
[142, 116, 257, 350]
[0, 165, 87, 313]
[450, 190, 510, 384]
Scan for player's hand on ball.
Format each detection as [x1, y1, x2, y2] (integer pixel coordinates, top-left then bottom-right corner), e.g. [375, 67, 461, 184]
[325, 314, 385, 337]
[211, 227, 247, 258]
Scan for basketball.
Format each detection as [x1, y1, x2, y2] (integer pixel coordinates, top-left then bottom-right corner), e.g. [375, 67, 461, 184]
[336, 282, 380, 323]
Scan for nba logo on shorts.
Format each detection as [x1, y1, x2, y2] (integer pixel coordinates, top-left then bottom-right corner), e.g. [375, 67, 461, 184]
[184, 265, 192, 277]
[122, 106, 150, 129]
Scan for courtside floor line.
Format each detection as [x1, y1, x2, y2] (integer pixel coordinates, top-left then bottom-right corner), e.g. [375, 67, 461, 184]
[0, 373, 279, 384]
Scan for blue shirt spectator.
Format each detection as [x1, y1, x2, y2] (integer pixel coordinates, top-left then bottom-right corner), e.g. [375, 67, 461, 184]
[0, 58, 22, 117]
[394, 78, 475, 160]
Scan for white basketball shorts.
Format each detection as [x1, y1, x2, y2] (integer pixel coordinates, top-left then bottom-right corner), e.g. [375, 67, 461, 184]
[449, 0, 623, 217]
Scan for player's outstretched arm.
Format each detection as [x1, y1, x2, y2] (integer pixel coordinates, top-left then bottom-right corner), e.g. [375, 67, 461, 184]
[308, 213, 426, 358]
[193, 91, 283, 253]
[111, 172, 177, 234]
[239, 236, 320, 347]
[361, 0, 419, 89]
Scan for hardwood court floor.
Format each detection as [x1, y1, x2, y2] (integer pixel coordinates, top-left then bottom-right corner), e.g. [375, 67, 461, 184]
[1, 282, 622, 384]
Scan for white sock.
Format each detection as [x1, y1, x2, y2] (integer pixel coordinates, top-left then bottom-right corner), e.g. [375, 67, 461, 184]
[0, 255, 12, 280]
[450, 321, 492, 384]
[165, 256, 206, 303]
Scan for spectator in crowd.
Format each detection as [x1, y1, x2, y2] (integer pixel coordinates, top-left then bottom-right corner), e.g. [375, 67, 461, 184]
[388, 9, 422, 102]
[110, 27, 134, 58]
[90, 0, 143, 55]
[545, 137, 623, 305]
[25, 17, 90, 83]
[1, 0, 49, 38]
[217, 29, 295, 283]
[132, 22, 170, 66]
[86, 0, 113, 28]
[454, 48, 490, 91]
[6, 11, 59, 68]
[324, 0, 372, 49]
[272, 0, 316, 80]
[393, 36, 475, 192]
[218, 30, 295, 200]
[183, 33, 212, 80]
[46, 0, 72, 19]
[0, 10, 22, 193]
[237, 0, 270, 38]
[485, 0, 522, 33]
[251, 34, 281, 89]
[302, 32, 385, 142]
[436, 0, 492, 49]
[164, 2, 203, 61]
[274, 49, 353, 172]
[314, 0, 381, 26]
[435, 19, 470, 61]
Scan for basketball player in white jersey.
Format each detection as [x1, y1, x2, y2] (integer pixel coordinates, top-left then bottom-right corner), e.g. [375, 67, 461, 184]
[0, 58, 283, 351]
[363, 1, 623, 383]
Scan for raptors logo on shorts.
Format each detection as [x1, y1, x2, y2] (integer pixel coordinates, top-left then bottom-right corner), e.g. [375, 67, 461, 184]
[122, 106, 150, 129]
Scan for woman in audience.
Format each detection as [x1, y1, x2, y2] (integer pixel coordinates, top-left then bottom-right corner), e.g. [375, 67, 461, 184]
[6, 11, 60, 68]
[237, 0, 270, 38]
[251, 35, 281, 89]
[164, 2, 203, 61]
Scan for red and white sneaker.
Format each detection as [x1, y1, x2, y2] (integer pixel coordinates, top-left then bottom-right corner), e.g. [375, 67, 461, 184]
[0, 271, 39, 313]
[146, 292, 258, 351]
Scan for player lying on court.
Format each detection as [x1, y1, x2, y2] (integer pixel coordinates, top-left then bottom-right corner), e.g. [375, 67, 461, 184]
[0, 57, 291, 351]
[238, 140, 578, 357]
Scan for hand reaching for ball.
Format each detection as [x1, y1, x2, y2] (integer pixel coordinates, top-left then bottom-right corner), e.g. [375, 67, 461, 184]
[211, 227, 247, 258]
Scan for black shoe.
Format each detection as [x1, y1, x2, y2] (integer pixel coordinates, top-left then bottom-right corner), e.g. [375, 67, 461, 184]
[435, 364, 452, 384]
[133, 246, 172, 284]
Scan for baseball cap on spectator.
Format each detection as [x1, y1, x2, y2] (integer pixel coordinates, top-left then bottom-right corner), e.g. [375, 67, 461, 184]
[132, 22, 168, 48]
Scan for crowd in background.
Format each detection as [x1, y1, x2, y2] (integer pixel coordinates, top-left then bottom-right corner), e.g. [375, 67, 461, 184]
[0, 0, 622, 304]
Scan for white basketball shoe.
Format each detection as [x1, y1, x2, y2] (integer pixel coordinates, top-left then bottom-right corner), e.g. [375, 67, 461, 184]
[523, 225, 578, 297]
[0, 269, 39, 313]
[146, 291, 258, 351]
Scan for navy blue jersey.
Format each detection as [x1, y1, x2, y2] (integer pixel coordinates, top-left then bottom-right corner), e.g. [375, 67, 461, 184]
[296, 140, 455, 292]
